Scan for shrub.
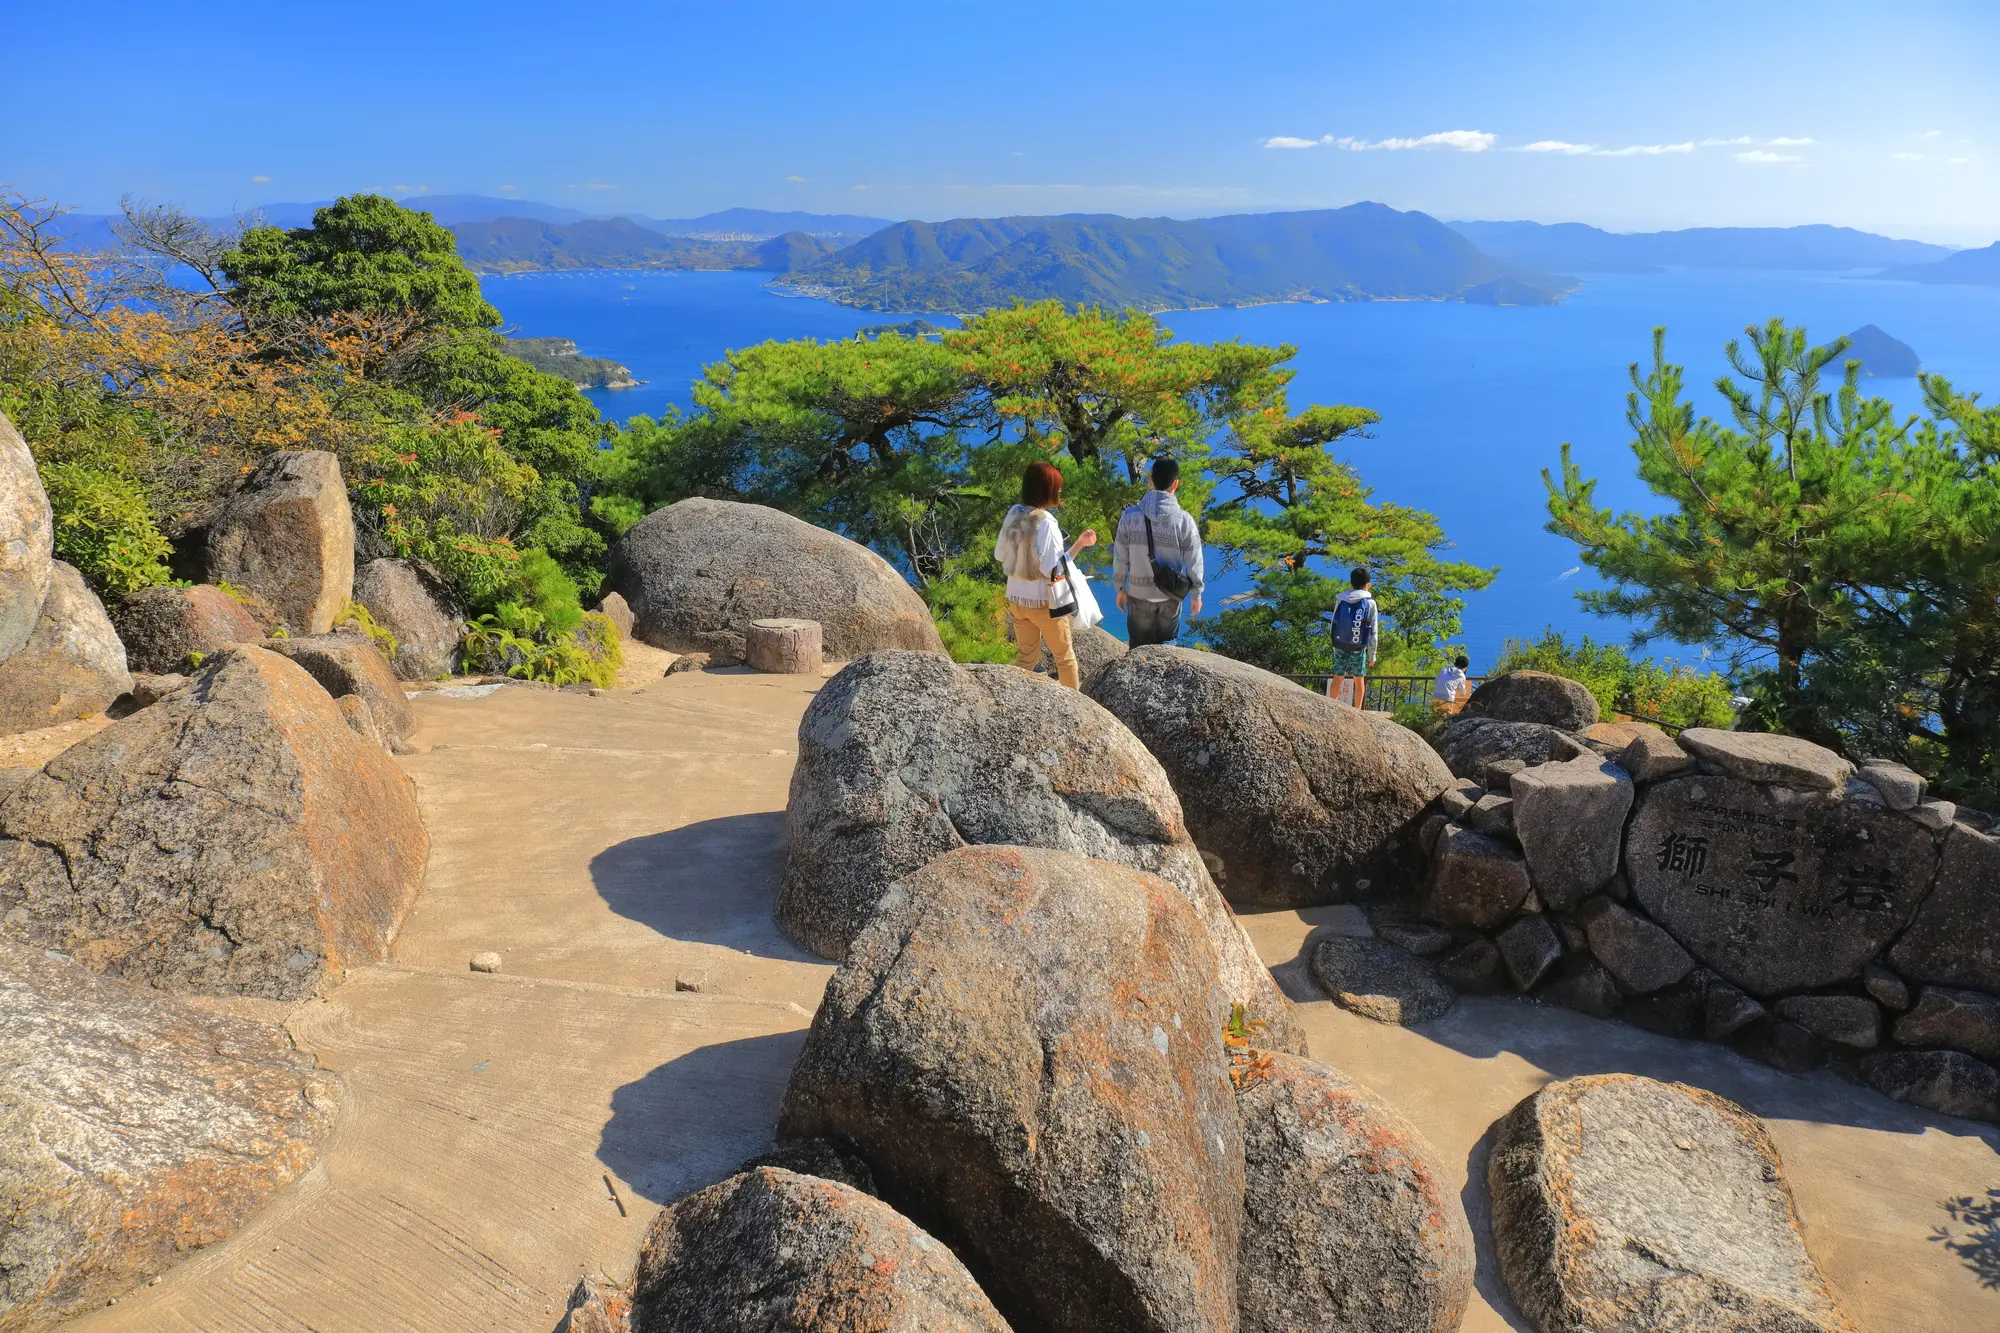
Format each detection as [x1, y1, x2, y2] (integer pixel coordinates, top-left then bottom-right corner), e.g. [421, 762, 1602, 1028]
[1493, 629, 1735, 729]
[37, 461, 174, 599]
[334, 598, 400, 659]
[459, 603, 620, 687]
[923, 573, 1014, 663]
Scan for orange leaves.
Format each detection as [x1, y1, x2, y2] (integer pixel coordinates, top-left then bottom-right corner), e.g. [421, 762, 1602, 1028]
[1223, 1003, 1275, 1089]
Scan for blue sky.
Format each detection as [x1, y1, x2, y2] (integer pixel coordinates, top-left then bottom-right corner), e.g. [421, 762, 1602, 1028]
[9, 0, 1996, 243]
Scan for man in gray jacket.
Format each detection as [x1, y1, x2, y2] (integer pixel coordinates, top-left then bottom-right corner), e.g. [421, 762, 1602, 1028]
[1112, 457, 1204, 646]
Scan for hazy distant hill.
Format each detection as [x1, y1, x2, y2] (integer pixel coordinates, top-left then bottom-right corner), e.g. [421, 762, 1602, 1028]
[1876, 241, 2000, 288]
[782, 204, 1572, 313]
[1839, 325, 1920, 377]
[1452, 220, 1954, 273]
[502, 337, 639, 388]
[631, 208, 893, 240]
[448, 217, 839, 274]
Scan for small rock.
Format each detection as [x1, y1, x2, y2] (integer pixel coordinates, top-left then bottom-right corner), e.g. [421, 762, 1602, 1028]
[1419, 811, 1450, 855]
[1843, 776, 1888, 808]
[1557, 920, 1587, 953]
[470, 952, 502, 974]
[1856, 757, 1925, 811]
[1908, 797, 1957, 831]
[1480, 757, 1527, 794]
[1310, 936, 1454, 1025]
[1542, 958, 1620, 1018]
[1730, 1015, 1825, 1074]
[1434, 936, 1507, 994]
[595, 591, 635, 640]
[1774, 994, 1881, 1048]
[1703, 981, 1767, 1042]
[665, 652, 709, 675]
[673, 971, 709, 994]
[1467, 791, 1516, 837]
[1618, 728, 1694, 782]
[1622, 984, 1704, 1040]
[1419, 824, 1530, 929]
[1860, 1049, 2000, 1122]
[1495, 914, 1563, 992]
[1894, 985, 2000, 1061]
[1675, 727, 1854, 792]
[1862, 962, 1911, 1011]
[556, 1275, 630, 1333]
[1487, 1074, 1855, 1333]
[1438, 780, 1482, 820]
[1370, 917, 1457, 958]
[1577, 897, 1694, 994]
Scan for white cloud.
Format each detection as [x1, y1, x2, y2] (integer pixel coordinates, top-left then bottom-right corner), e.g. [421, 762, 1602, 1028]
[1948, 155, 1977, 165]
[252, 174, 271, 183]
[1737, 150, 1803, 164]
[1519, 140, 1597, 155]
[1768, 136, 1815, 146]
[393, 184, 429, 194]
[1597, 142, 1694, 156]
[1894, 152, 1925, 161]
[499, 183, 518, 191]
[1700, 136, 1754, 147]
[1923, 129, 1944, 138]
[1262, 136, 1320, 149]
[851, 184, 872, 191]
[784, 174, 805, 182]
[1335, 129, 1496, 152]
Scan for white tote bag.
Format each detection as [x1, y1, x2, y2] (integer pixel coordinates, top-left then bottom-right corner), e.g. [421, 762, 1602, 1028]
[1061, 558, 1104, 632]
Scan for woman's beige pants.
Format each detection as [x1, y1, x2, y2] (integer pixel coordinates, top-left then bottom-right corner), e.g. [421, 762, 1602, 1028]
[1011, 602, 1080, 689]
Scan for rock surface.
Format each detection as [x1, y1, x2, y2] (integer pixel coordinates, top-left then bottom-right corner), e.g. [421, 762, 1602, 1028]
[1625, 774, 1939, 996]
[1888, 821, 2000, 992]
[1235, 1052, 1474, 1333]
[353, 558, 464, 680]
[1467, 669, 1600, 731]
[1420, 823, 1531, 929]
[1855, 759, 1925, 811]
[629, 1167, 1008, 1333]
[1488, 1073, 1855, 1333]
[610, 498, 944, 661]
[1678, 728, 1854, 792]
[779, 650, 1301, 1049]
[113, 584, 263, 675]
[1860, 1049, 2000, 1122]
[1893, 986, 2000, 1061]
[1086, 646, 1451, 908]
[0, 561, 133, 735]
[0, 410, 54, 662]
[204, 450, 355, 635]
[0, 647, 427, 998]
[1432, 715, 1585, 781]
[266, 632, 416, 748]
[595, 590, 634, 641]
[1578, 897, 1694, 994]
[1774, 995, 1881, 1048]
[556, 1277, 631, 1333]
[0, 943, 338, 1327]
[1310, 935, 1454, 1025]
[1621, 728, 1694, 782]
[1510, 757, 1634, 910]
[778, 845, 1244, 1333]
[1497, 914, 1564, 991]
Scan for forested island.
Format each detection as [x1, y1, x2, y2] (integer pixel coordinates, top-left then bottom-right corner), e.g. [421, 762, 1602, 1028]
[502, 337, 640, 388]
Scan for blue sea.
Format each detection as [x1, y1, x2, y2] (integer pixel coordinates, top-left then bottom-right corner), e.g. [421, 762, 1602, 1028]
[481, 268, 2000, 672]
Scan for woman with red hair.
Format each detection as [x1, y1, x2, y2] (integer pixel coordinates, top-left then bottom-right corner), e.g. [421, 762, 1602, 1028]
[993, 461, 1097, 688]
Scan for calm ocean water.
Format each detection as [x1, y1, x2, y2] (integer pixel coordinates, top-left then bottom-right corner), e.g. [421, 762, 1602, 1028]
[482, 268, 2000, 670]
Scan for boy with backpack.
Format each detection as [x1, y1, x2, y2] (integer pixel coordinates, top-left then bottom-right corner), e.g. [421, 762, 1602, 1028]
[1112, 457, 1204, 646]
[1327, 567, 1378, 708]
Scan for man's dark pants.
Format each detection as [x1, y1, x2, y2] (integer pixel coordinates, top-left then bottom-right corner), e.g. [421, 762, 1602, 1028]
[1126, 596, 1182, 646]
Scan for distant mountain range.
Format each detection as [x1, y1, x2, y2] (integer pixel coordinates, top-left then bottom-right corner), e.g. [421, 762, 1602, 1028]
[778, 205, 1575, 312]
[449, 217, 841, 274]
[1450, 220, 1955, 272]
[1875, 240, 2000, 287]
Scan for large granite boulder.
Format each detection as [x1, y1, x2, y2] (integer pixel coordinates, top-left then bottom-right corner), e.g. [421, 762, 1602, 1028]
[1509, 755, 1634, 910]
[352, 557, 465, 680]
[1086, 647, 1451, 907]
[1624, 774, 1939, 996]
[113, 583, 263, 675]
[0, 647, 427, 999]
[0, 943, 338, 1326]
[779, 650, 1301, 1049]
[204, 450, 355, 635]
[0, 410, 53, 661]
[1488, 1074, 1854, 1333]
[1467, 669, 1600, 731]
[1432, 714, 1585, 782]
[630, 1167, 1008, 1333]
[0, 562, 133, 735]
[1036, 619, 1127, 686]
[1677, 728, 1853, 792]
[1236, 1052, 1474, 1333]
[1888, 820, 2000, 992]
[610, 497, 943, 662]
[266, 631, 416, 749]
[778, 845, 1245, 1333]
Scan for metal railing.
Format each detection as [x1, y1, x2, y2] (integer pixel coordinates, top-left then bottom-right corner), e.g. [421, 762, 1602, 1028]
[1283, 674, 1484, 713]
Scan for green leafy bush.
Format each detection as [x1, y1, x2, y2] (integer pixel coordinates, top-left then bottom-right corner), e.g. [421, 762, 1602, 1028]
[37, 461, 174, 598]
[923, 573, 1015, 663]
[334, 598, 400, 659]
[1493, 629, 1736, 729]
[459, 604, 620, 687]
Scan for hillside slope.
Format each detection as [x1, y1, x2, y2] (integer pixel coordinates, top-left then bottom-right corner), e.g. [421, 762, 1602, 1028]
[1876, 240, 2000, 287]
[782, 204, 1572, 312]
[448, 217, 837, 274]
[1453, 220, 1954, 272]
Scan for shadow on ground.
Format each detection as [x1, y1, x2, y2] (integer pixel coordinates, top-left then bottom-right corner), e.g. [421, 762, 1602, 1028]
[599, 1029, 810, 1205]
[590, 812, 818, 963]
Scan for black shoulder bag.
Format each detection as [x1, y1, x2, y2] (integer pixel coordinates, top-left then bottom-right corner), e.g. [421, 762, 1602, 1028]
[1145, 516, 1194, 600]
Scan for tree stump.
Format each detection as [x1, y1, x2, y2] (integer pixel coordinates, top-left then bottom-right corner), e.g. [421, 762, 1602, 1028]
[745, 618, 823, 674]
